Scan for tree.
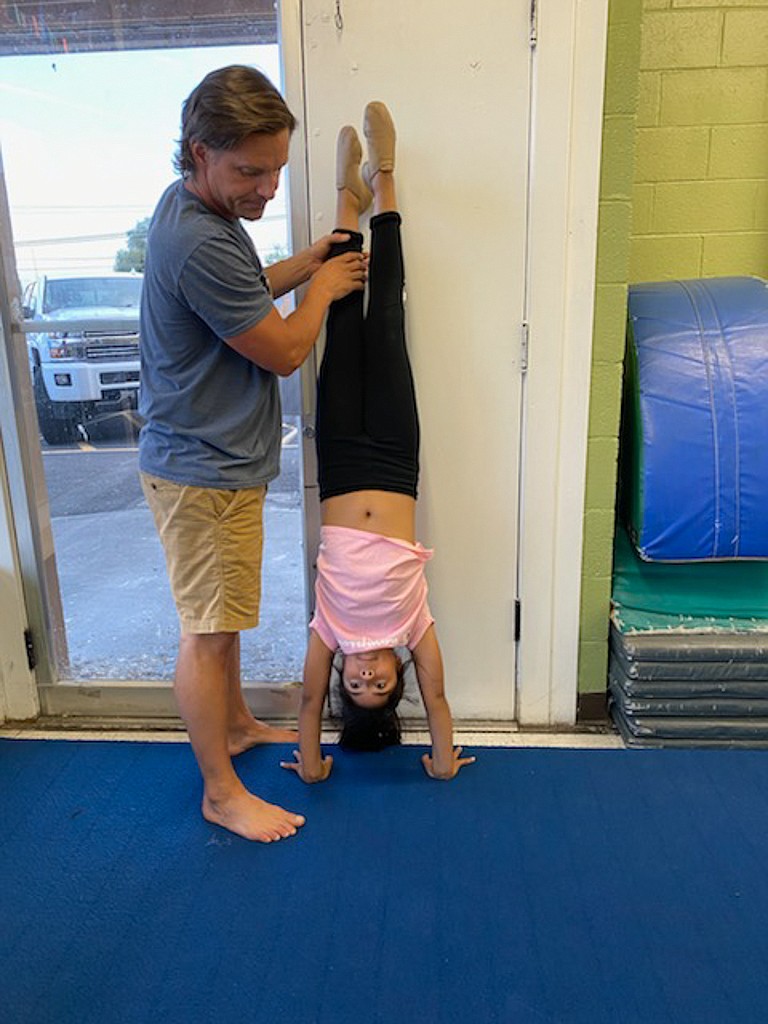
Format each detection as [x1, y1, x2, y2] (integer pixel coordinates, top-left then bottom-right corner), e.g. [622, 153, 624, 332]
[264, 243, 289, 266]
[114, 217, 150, 272]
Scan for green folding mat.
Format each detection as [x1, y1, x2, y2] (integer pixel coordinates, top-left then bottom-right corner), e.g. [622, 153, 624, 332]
[612, 524, 768, 634]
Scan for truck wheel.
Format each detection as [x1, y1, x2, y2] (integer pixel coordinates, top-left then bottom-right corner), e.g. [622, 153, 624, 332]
[33, 369, 80, 446]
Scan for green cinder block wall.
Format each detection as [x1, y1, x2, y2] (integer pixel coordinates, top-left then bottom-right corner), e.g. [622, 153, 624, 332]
[577, 0, 768, 710]
[577, 0, 642, 708]
[632, 0, 768, 280]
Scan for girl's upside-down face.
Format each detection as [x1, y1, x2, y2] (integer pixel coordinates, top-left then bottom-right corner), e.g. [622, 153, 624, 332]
[341, 649, 400, 708]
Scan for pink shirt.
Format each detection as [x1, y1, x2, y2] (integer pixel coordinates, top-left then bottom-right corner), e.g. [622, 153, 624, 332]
[309, 525, 434, 654]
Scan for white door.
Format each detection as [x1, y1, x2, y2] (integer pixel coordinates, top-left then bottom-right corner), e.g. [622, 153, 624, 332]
[299, 1, 530, 720]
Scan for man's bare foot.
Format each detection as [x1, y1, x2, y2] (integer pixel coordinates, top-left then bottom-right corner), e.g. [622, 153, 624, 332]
[203, 788, 305, 843]
[228, 717, 298, 756]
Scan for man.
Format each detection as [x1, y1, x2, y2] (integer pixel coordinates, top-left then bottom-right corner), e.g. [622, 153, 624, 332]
[139, 65, 366, 842]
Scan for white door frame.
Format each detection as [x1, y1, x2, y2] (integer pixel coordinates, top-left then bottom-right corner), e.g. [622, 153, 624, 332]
[517, 0, 609, 725]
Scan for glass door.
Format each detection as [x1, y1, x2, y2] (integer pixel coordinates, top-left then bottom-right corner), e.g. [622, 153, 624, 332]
[0, 2, 309, 717]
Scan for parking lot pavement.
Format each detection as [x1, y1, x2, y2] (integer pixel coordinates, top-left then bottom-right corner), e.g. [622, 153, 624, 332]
[41, 417, 308, 682]
[53, 496, 307, 682]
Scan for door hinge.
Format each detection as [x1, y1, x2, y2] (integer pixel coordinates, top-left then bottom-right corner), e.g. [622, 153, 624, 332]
[24, 628, 37, 671]
[514, 599, 522, 642]
[521, 321, 530, 373]
[529, 0, 539, 49]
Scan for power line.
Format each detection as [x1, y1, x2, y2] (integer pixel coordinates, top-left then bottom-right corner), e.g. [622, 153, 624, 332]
[13, 205, 152, 212]
[15, 232, 130, 247]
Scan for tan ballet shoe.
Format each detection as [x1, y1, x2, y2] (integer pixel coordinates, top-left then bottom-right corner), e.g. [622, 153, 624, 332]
[336, 125, 372, 212]
[363, 101, 396, 180]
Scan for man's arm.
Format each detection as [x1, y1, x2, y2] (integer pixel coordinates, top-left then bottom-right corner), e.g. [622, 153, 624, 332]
[281, 630, 335, 783]
[226, 248, 366, 376]
[264, 232, 351, 299]
[412, 625, 475, 780]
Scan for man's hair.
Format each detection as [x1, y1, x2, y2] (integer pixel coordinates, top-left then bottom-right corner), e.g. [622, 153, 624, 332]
[175, 65, 297, 176]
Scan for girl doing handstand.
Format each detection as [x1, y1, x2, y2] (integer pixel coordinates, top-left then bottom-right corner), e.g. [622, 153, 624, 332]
[282, 104, 474, 784]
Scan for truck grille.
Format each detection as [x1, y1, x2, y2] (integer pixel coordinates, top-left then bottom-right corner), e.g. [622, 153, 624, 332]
[84, 335, 139, 361]
[100, 370, 140, 385]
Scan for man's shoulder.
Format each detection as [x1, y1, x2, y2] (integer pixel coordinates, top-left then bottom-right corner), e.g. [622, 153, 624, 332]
[150, 183, 255, 267]
[148, 183, 229, 276]
[151, 182, 218, 242]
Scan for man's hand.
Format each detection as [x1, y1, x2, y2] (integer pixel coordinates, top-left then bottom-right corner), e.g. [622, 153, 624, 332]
[421, 746, 476, 781]
[310, 251, 367, 303]
[264, 233, 365, 301]
[305, 232, 353, 274]
[280, 749, 334, 784]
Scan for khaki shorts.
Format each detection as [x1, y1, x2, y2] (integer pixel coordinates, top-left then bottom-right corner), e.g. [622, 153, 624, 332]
[140, 472, 266, 634]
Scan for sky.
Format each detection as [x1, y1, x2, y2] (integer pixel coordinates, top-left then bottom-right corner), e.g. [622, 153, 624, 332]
[0, 45, 291, 283]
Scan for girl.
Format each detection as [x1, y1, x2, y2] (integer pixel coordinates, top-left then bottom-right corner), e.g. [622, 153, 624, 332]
[281, 104, 474, 783]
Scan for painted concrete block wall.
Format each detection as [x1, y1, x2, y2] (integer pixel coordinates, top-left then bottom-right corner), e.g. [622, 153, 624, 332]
[578, 0, 768, 705]
[577, 0, 642, 702]
[631, 0, 768, 280]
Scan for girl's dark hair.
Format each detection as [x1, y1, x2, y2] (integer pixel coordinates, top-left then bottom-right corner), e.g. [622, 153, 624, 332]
[330, 656, 407, 752]
[175, 65, 297, 176]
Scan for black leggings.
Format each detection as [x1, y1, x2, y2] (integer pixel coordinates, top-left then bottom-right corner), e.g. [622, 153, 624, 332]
[316, 211, 419, 501]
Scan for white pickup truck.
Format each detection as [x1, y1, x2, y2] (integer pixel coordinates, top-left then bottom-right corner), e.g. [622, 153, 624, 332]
[22, 272, 143, 444]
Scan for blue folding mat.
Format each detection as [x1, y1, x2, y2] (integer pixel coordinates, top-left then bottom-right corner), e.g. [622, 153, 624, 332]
[622, 276, 768, 561]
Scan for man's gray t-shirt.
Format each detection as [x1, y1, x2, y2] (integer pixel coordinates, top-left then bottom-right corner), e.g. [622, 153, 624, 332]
[138, 181, 279, 489]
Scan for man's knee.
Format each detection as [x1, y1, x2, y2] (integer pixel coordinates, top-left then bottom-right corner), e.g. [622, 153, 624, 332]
[180, 631, 238, 659]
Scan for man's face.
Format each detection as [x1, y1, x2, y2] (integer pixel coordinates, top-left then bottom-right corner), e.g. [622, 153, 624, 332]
[189, 128, 291, 220]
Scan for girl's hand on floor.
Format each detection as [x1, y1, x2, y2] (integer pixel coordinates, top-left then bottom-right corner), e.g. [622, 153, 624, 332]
[421, 746, 476, 781]
[280, 749, 334, 784]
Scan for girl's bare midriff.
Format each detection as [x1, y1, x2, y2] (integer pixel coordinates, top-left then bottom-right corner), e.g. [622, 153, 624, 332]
[321, 490, 416, 543]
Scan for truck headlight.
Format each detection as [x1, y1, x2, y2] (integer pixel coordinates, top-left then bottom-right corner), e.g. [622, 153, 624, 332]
[49, 336, 86, 359]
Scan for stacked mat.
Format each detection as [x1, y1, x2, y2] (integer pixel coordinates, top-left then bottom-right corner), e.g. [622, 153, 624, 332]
[611, 277, 768, 746]
[611, 525, 768, 745]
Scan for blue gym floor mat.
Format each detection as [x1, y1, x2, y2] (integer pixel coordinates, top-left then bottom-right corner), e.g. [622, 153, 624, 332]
[5, 738, 768, 1023]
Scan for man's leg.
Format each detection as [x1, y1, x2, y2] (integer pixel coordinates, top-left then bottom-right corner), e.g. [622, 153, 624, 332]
[175, 631, 305, 842]
[225, 633, 297, 754]
[141, 473, 305, 843]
